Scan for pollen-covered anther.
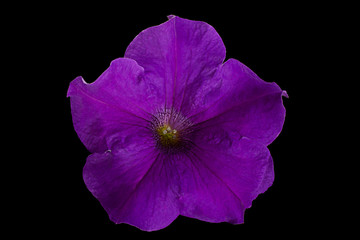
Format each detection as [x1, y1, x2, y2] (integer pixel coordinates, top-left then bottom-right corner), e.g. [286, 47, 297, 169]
[156, 124, 180, 147]
[150, 108, 194, 153]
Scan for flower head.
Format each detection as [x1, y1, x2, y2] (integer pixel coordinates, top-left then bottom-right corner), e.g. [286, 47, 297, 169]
[67, 15, 287, 231]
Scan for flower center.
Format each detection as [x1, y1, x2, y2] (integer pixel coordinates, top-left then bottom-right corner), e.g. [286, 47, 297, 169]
[150, 108, 193, 153]
[156, 124, 180, 147]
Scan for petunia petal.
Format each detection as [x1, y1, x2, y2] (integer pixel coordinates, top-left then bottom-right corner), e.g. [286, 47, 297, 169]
[125, 16, 226, 110]
[83, 132, 180, 231]
[67, 58, 158, 152]
[194, 125, 275, 203]
[178, 152, 246, 224]
[178, 127, 274, 223]
[190, 58, 287, 146]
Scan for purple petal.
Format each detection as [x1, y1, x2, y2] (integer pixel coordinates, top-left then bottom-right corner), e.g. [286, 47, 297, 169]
[83, 132, 180, 231]
[178, 153, 246, 224]
[125, 16, 226, 111]
[178, 127, 273, 223]
[190, 58, 287, 145]
[194, 126, 275, 202]
[67, 58, 158, 152]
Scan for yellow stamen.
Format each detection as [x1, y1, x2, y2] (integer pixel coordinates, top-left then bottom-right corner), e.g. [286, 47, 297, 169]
[156, 124, 179, 146]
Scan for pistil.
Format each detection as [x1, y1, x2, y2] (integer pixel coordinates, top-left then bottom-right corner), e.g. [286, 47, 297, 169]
[150, 108, 193, 154]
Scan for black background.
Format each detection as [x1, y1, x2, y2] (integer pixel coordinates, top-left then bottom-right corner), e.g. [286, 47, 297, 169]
[17, 1, 347, 237]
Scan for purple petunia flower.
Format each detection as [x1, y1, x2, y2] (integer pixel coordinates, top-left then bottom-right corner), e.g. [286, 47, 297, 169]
[67, 15, 287, 231]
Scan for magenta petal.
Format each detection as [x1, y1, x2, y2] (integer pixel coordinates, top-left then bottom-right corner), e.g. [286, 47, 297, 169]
[191, 58, 287, 145]
[178, 128, 273, 223]
[125, 16, 226, 110]
[67, 58, 157, 152]
[83, 136, 180, 231]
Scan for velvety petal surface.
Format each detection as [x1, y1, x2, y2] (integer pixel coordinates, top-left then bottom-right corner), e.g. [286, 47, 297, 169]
[190, 58, 287, 145]
[125, 16, 226, 114]
[178, 126, 274, 223]
[67, 58, 159, 152]
[83, 129, 180, 231]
